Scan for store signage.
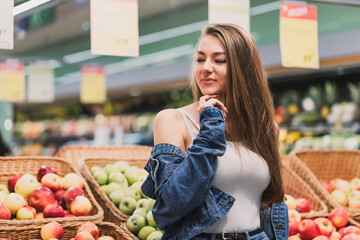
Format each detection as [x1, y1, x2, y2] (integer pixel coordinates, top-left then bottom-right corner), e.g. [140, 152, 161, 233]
[90, 0, 139, 57]
[80, 65, 106, 104]
[208, 0, 250, 32]
[280, 2, 319, 69]
[0, 0, 14, 50]
[0, 61, 25, 102]
[28, 64, 55, 103]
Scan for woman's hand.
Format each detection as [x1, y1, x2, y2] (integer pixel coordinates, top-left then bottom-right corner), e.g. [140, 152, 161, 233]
[197, 95, 228, 118]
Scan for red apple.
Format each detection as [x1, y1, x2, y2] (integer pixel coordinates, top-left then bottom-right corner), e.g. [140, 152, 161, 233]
[62, 173, 84, 190]
[65, 213, 76, 217]
[314, 217, 334, 237]
[41, 173, 63, 192]
[29, 187, 56, 211]
[321, 181, 333, 193]
[329, 231, 341, 240]
[298, 219, 321, 240]
[328, 208, 349, 228]
[70, 196, 92, 216]
[296, 198, 311, 213]
[0, 203, 11, 220]
[41, 221, 64, 240]
[285, 194, 297, 210]
[338, 226, 360, 237]
[54, 189, 66, 209]
[37, 166, 57, 182]
[288, 235, 301, 240]
[7, 174, 22, 192]
[288, 209, 302, 222]
[75, 231, 95, 240]
[16, 205, 36, 220]
[77, 222, 99, 239]
[342, 233, 360, 240]
[289, 216, 299, 236]
[43, 204, 65, 218]
[64, 187, 83, 208]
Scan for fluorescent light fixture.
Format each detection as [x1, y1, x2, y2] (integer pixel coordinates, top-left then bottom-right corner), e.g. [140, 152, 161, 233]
[250, 1, 281, 16]
[13, 0, 53, 16]
[63, 50, 97, 64]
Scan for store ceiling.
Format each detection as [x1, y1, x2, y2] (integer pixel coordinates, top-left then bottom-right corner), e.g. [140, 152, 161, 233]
[1, 0, 360, 105]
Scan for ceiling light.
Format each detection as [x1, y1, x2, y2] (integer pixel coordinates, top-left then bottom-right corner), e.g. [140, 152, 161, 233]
[13, 0, 53, 16]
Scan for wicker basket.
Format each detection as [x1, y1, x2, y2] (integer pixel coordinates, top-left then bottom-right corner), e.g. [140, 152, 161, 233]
[0, 156, 103, 229]
[55, 145, 152, 169]
[79, 157, 148, 225]
[289, 150, 360, 220]
[0, 221, 134, 240]
[282, 163, 328, 218]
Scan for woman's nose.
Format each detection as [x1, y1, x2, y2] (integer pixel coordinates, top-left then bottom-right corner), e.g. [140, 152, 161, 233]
[202, 58, 213, 72]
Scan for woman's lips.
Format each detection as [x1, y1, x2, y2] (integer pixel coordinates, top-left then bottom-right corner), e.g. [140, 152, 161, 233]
[202, 78, 216, 84]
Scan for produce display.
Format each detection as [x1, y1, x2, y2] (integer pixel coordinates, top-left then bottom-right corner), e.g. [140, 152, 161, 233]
[0, 166, 93, 220]
[285, 194, 312, 213]
[320, 178, 360, 209]
[288, 207, 360, 240]
[90, 161, 163, 240]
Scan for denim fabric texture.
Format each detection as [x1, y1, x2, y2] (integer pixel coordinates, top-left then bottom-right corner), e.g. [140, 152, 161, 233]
[141, 106, 289, 240]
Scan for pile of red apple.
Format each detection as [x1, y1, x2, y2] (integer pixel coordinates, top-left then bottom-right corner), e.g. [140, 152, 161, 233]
[285, 194, 313, 213]
[0, 165, 93, 221]
[320, 178, 360, 209]
[289, 207, 360, 240]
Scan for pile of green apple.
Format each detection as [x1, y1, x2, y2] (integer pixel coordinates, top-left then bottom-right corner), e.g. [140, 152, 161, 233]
[0, 166, 93, 221]
[90, 161, 163, 240]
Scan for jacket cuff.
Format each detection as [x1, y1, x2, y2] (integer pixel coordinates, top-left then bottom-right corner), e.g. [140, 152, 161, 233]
[199, 106, 225, 125]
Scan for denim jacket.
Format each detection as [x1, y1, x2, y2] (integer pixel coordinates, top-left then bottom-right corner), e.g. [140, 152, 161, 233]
[141, 107, 289, 240]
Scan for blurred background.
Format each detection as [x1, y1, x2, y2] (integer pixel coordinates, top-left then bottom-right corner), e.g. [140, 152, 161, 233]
[0, 0, 360, 156]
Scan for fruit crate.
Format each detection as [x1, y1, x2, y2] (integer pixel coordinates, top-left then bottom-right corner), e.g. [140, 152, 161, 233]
[289, 150, 360, 220]
[0, 221, 135, 240]
[55, 145, 152, 170]
[282, 162, 328, 218]
[79, 157, 148, 225]
[0, 156, 103, 229]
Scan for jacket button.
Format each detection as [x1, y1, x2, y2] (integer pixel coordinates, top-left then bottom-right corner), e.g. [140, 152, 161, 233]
[276, 223, 284, 229]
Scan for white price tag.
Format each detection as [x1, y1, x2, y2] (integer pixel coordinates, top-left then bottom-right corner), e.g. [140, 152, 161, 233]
[28, 64, 55, 102]
[0, 0, 14, 50]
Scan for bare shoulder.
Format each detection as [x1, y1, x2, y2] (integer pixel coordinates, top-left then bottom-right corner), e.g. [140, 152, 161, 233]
[154, 109, 186, 151]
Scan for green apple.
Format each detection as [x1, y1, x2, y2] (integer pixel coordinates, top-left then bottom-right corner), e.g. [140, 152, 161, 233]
[146, 231, 163, 240]
[144, 199, 155, 212]
[138, 226, 156, 240]
[139, 169, 148, 177]
[15, 174, 41, 200]
[109, 190, 125, 205]
[136, 199, 148, 209]
[104, 164, 118, 176]
[101, 185, 109, 194]
[138, 175, 147, 184]
[124, 166, 141, 185]
[114, 160, 129, 173]
[119, 197, 137, 215]
[109, 172, 128, 190]
[94, 170, 108, 185]
[133, 207, 147, 218]
[90, 166, 103, 176]
[106, 182, 122, 195]
[129, 182, 142, 191]
[0, 184, 10, 195]
[125, 189, 142, 201]
[126, 214, 146, 235]
[0, 191, 7, 204]
[146, 211, 157, 228]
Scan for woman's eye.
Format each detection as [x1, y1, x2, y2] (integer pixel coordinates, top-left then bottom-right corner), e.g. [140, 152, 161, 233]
[216, 59, 226, 63]
[196, 59, 205, 62]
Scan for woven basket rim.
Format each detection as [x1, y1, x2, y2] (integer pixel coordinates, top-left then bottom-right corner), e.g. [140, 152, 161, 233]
[0, 156, 104, 229]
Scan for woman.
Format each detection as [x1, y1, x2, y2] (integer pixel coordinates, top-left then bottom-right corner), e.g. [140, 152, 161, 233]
[141, 24, 288, 240]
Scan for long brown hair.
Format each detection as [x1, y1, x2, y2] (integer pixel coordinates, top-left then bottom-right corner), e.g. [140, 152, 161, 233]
[190, 24, 284, 204]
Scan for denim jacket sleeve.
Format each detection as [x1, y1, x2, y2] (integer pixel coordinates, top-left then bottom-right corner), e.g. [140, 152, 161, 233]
[260, 201, 289, 240]
[141, 107, 227, 229]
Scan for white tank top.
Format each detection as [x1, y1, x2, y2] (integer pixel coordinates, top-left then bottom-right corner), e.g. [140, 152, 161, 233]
[177, 108, 270, 232]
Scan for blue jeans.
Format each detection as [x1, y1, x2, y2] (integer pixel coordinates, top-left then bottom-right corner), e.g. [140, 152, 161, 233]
[190, 230, 270, 240]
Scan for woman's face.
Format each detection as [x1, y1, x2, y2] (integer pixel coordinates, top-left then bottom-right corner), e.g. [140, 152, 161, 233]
[195, 34, 227, 97]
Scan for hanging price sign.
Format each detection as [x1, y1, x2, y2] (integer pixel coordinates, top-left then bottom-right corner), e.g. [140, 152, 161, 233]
[28, 64, 55, 102]
[80, 65, 106, 104]
[0, 61, 25, 102]
[0, 0, 14, 50]
[208, 0, 250, 32]
[280, 3, 319, 69]
[91, 0, 139, 57]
